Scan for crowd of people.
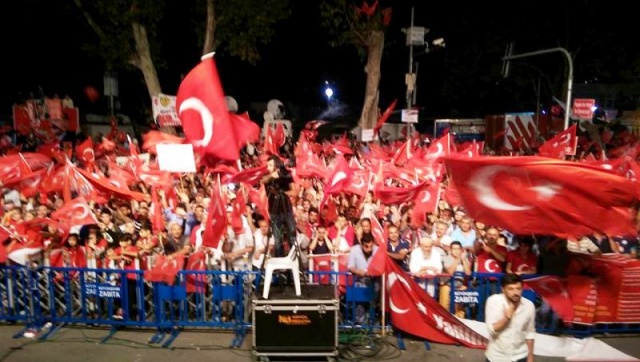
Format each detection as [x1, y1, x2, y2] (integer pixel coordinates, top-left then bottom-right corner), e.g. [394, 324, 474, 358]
[0, 120, 639, 320]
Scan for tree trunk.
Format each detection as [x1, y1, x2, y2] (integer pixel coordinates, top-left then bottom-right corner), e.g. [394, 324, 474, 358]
[359, 30, 385, 130]
[202, 0, 216, 55]
[131, 22, 162, 100]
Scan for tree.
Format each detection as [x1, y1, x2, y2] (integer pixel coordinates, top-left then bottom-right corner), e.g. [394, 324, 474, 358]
[320, 0, 393, 130]
[72, 0, 291, 109]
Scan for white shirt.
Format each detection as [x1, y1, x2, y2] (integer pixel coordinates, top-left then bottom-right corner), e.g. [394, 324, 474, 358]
[485, 293, 536, 362]
[408, 247, 443, 277]
[252, 230, 274, 269]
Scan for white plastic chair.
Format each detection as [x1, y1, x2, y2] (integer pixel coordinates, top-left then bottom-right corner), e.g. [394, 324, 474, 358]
[262, 242, 301, 299]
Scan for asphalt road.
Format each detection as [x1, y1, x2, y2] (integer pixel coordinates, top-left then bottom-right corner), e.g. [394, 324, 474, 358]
[1, 324, 639, 362]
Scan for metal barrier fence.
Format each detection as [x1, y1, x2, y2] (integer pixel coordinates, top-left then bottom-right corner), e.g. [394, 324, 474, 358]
[1, 265, 638, 347]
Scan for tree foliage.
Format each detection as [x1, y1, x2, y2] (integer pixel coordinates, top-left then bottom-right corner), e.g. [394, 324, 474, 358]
[213, 0, 291, 64]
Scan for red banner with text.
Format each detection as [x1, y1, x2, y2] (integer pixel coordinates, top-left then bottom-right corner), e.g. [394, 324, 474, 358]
[525, 254, 640, 325]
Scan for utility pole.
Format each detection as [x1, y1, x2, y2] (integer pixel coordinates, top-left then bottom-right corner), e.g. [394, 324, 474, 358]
[405, 7, 416, 109]
[502, 47, 573, 130]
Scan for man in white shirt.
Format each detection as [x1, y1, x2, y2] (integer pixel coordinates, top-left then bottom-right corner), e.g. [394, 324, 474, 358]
[408, 237, 443, 296]
[252, 217, 275, 271]
[485, 273, 535, 362]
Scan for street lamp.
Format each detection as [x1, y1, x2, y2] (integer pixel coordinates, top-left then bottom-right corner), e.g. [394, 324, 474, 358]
[403, 8, 445, 109]
[323, 80, 334, 106]
[502, 47, 573, 130]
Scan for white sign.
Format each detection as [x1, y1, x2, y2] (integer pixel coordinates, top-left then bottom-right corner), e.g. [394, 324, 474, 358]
[362, 129, 374, 142]
[402, 109, 419, 123]
[156, 144, 197, 173]
[152, 94, 181, 127]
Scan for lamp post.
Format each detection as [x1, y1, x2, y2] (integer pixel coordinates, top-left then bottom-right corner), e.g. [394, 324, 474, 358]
[502, 47, 573, 130]
[324, 80, 334, 107]
[403, 8, 445, 109]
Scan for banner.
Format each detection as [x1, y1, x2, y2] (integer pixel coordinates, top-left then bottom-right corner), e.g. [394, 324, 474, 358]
[152, 93, 181, 127]
[525, 254, 640, 325]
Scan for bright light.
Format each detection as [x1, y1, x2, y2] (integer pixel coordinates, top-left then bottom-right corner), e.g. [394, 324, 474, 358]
[324, 87, 334, 99]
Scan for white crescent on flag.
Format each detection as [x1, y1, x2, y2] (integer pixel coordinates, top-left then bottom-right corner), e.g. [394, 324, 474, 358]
[469, 166, 532, 211]
[179, 98, 214, 147]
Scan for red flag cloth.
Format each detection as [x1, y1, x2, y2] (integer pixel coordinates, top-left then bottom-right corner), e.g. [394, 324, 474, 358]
[537, 124, 578, 158]
[373, 99, 397, 136]
[524, 275, 573, 322]
[75, 137, 96, 165]
[263, 126, 280, 156]
[443, 156, 639, 238]
[143, 254, 185, 285]
[319, 155, 353, 210]
[229, 112, 261, 149]
[3, 168, 47, 197]
[141, 130, 185, 155]
[75, 167, 146, 201]
[228, 165, 267, 186]
[374, 181, 429, 205]
[202, 179, 227, 248]
[50, 196, 98, 226]
[13, 105, 34, 136]
[383, 256, 487, 348]
[390, 139, 414, 166]
[365, 217, 388, 276]
[230, 187, 246, 234]
[177, 53, 255, 162]
[185, 250, 208, 293]
[323, 155, 354, 196]
[273, 121, 286, 148]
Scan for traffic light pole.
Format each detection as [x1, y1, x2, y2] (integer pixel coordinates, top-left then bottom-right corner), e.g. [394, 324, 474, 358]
[502, 47, 573, 130]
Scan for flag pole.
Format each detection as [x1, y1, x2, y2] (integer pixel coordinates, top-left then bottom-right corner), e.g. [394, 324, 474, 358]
[381, 272, 386, 336]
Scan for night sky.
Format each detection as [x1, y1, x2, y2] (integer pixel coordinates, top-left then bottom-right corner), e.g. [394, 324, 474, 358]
[1, 1, 638, 123]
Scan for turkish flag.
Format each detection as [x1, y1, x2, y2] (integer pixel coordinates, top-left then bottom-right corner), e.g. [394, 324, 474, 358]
[202, 178, 227, 248]
[296, 154, 329, 179]
[365, 217, 388, 276]
[391, 139, 414, 167]
[426, 133, 452, 159]
[373, 99, 398, 136]
[229, 112, 260, 149]
[323, 155, 353, 195]
[144, 254, 185, 285]
[383, 256, 487, 348]
[141, 130, 185, 155]
[443, 156, 639, 238]
[411, 182, 441, 223]
[228, 165, 267, 186]
[3, 168, 47, 197]
[75, 137, 96, 164]
[344, 170, 370, 197]
[185, 250, 208, 293]
[230, 187, 246, 234]
[51, 196, 98, 226]
[319, 155, 353, 210]
[537, 124, 578, 158]
[263, 126, 280, 156]
[247, 182, 270, 222]
[524, 275, 573, 322]
[177, 53, 243, 161]
[374, 181, 429, 205]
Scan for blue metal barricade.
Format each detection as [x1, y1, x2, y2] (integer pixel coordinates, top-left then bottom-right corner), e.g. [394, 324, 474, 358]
[2, 264, 639, 344]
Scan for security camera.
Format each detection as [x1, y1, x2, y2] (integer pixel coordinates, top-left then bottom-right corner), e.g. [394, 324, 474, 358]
[432, 38, 445, 47]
